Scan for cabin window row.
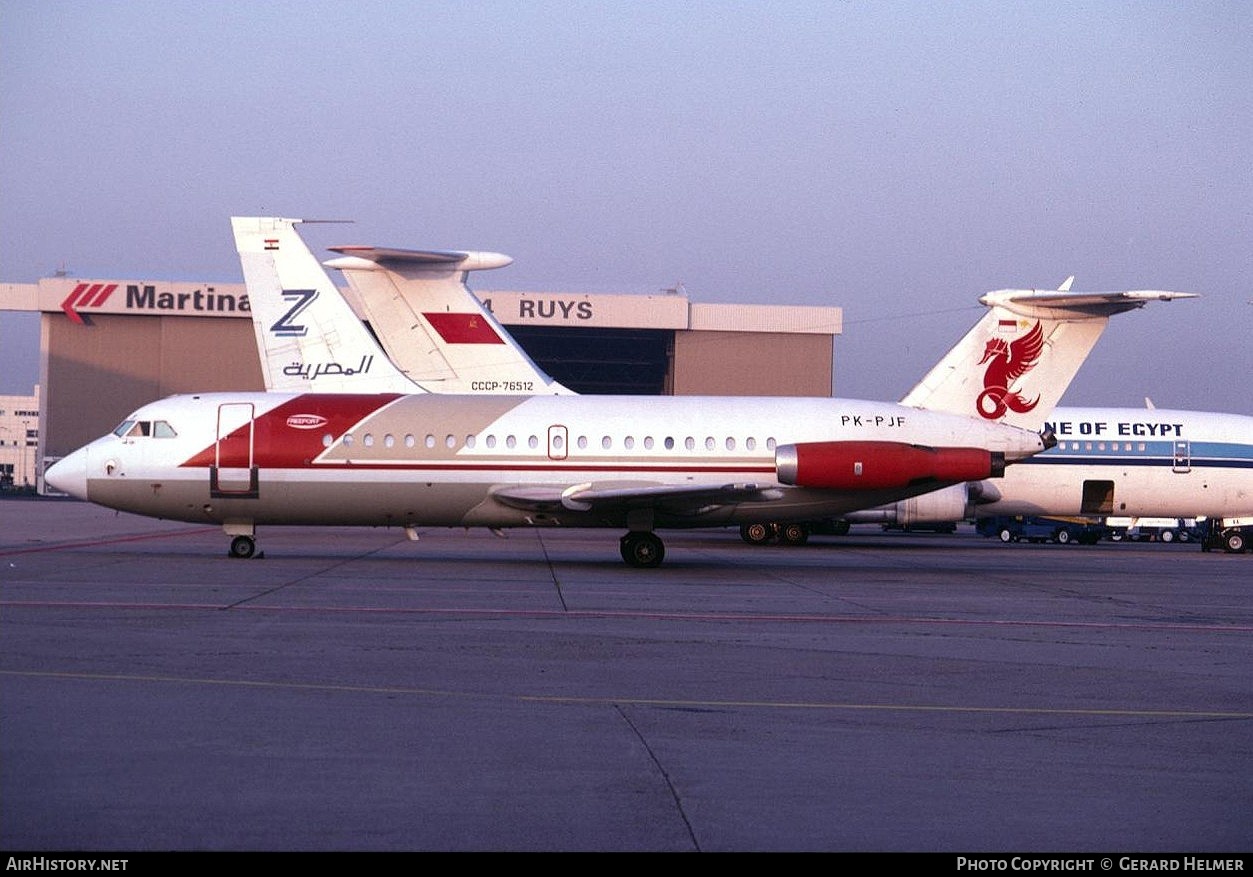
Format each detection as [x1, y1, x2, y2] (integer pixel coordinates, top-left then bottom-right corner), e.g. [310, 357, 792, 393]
[324, 433, 779, 452]
[1059, 441, 1149, 452]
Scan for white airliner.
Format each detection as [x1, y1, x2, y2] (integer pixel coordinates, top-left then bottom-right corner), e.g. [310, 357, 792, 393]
[233, 216, 568, 395]
[45, 223, 1191, 566]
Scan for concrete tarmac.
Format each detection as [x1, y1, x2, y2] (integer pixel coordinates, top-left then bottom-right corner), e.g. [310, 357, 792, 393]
[2, 497, 1250, 852]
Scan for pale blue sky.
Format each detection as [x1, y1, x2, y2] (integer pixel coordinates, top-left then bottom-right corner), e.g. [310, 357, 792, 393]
[2, 1, 1250, 412]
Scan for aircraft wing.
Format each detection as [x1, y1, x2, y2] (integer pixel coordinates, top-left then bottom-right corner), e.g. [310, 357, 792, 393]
[492, 482, 785, 514]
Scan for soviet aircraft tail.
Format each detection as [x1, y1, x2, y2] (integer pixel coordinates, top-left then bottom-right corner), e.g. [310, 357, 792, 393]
[323, 247, 574, 395]
[231, 216, 424, 394]
[900, 281, 1196, 429]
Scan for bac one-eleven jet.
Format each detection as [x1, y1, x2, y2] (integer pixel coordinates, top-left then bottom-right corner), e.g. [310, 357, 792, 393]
[45, 221, 1191, 566]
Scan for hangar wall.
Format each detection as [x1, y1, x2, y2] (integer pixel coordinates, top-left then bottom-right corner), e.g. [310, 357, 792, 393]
[42, 313, 263, 455]
[671, 331, 832, 396]
[5, 278, 841, 463]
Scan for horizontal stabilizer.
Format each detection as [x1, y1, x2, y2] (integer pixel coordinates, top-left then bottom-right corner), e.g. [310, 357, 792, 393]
[980, 289, 1197, 318]
[328, 247, 513, 272]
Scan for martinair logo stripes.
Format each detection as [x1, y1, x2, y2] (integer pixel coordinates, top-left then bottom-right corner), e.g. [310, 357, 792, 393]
[60, 283, 119, 324]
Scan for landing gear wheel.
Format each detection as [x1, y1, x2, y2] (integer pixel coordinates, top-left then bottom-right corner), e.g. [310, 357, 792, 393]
[779, 523, 810, 546]
[229, 534, 257, 559]
[620, 532, 665, 568]
[740, 522, 774, 545]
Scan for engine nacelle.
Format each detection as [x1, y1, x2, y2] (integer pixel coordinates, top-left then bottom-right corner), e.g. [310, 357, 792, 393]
[775, 441, 1005, 490]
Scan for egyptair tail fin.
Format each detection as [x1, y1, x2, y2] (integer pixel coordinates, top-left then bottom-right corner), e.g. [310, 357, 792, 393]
[323, 247, 575, 395]
[900, 283, 1196, 429]
[231, 217, 424, 394]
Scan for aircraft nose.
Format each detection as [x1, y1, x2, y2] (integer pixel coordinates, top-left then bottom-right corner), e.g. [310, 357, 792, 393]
[45, 447, 90, 500]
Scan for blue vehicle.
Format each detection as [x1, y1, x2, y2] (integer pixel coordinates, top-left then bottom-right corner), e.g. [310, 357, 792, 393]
[977, 515, 1104, 545]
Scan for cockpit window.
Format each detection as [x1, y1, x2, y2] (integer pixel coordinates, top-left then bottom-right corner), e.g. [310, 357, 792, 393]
[113, 420, 176, 439]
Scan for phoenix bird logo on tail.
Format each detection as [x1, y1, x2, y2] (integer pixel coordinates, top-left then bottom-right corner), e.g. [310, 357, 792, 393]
[976, 321, 1044, 419]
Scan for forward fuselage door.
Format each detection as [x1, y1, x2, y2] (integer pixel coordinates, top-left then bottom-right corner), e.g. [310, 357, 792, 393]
[212, 402, 259, 497]
[1172, 440, 1191, 474]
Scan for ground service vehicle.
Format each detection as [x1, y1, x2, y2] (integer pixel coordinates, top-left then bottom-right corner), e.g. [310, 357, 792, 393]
[978, 515, 1104, 545]
[1200, 518, 1250, 554]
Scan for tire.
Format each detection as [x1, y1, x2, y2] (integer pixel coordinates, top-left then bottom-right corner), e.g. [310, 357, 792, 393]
[779, 523, 809, 546]
[1055, 529, 1071, 544]
[229, 534, 256, 559]
[620, 532, 665, 567]
[740, 523, 773, 545]
[1160, 529, 1175, 543]
[1226, 532, 1246, 554]
[998, 528, 1013, 543]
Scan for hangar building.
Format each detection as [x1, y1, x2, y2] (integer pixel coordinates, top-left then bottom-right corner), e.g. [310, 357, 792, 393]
[0, 276, 842, 473]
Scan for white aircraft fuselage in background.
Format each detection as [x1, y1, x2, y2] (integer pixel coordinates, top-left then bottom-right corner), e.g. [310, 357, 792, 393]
[982, 406, 1253, 518]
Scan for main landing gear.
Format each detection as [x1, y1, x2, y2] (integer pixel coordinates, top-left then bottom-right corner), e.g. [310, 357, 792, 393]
[620, 531, 665, 568]
[739, 522, 812, 546]
[229, 534, 257, 559]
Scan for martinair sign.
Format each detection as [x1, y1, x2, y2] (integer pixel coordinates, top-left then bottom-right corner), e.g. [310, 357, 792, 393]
[41, 279, 252, 324]
[36, 278, 693, 331]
